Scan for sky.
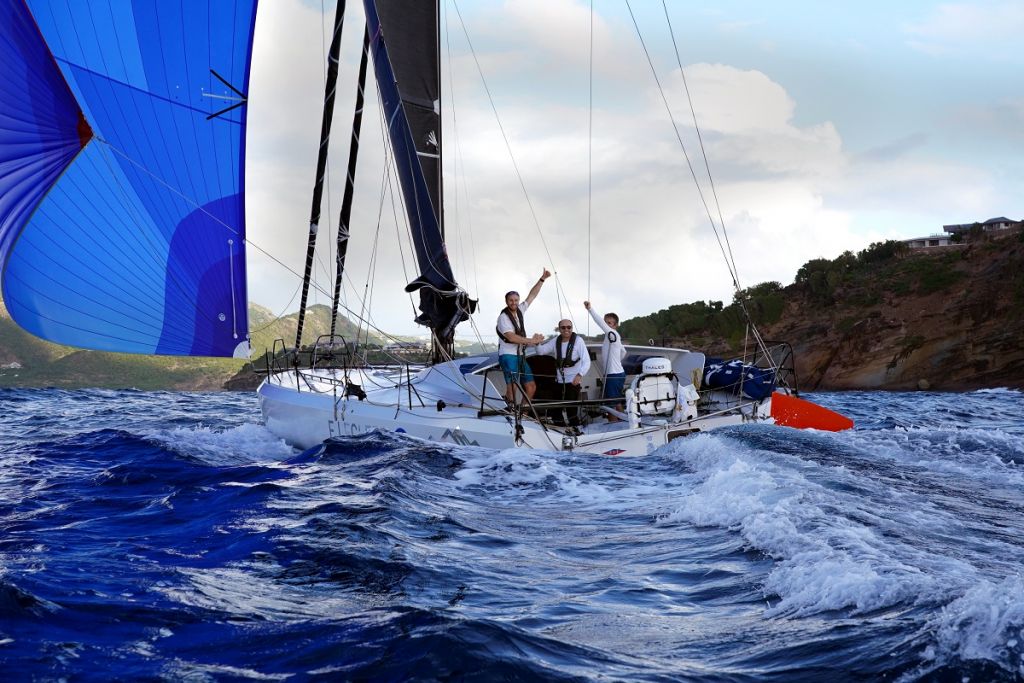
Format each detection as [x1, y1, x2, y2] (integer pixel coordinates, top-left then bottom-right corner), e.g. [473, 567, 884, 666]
[244, 0, 1024, 341]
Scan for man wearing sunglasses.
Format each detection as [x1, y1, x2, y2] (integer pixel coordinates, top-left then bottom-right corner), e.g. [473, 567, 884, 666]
[536, 319, 591, 414]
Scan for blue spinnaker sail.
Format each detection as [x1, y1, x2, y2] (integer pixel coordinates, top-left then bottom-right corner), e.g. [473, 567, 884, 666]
[0, 1, 257, 358]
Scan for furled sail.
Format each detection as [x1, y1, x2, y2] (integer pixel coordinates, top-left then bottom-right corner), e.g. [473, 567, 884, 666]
[0, 1, 257, 358]
[364, 0, 474, 339]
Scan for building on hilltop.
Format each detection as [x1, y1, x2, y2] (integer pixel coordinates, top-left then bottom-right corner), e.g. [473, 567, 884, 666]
[903, 234, 955, 249]
[943, 216, 1021, 236]
[383, 341, 428, 354]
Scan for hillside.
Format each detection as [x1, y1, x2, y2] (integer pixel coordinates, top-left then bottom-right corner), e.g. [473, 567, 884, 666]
[0, 301, 370, 390]
[5, 230, 1021, 392]
[619, 230, 1024, 390]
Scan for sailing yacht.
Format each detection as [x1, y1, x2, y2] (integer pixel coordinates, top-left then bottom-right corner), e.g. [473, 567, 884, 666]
[0, 1, 852, 458]
[255, 1, 853, 454]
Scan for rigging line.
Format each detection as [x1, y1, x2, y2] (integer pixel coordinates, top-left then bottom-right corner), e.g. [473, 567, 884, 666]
[441, 2, 469, 294]
[42, 179, 173, 310]
[378, 90, 456, 295]
[387, 154, 418, 319]
[443, 1, 480, 296]
[623, 0, 741, 291]
[3, 264, 189, 345]
[335, 271, 426, 350]
[1, 274, 182, 350]
[321, 0, 336, 310]
[375, 87, 461, 301]
[357, 149, 391, 352]
[247, 284, 302, 336]
[92, 135, 329, 308]
[229, 238, 238, 339]
[466, 316, 489, 353]
[364, 204, 385, 352]
[38, 7, 205, 301]
[354, 104, 389, 352]
[658, 4, 774, 367]
[91, 140, 225, 333]
[587, 0, 594, 336]
[364, 22, 456, 297]
[451, 0, 575, 321]
[62, 6, 212, 285]
[41, 7, 230, 311]
[372, 85, 418, 320]
[661, 0, 740, 289]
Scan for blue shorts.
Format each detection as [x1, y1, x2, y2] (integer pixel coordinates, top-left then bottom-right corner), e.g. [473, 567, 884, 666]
[499, 354, 534, 385]
[604, 372, 626, 399]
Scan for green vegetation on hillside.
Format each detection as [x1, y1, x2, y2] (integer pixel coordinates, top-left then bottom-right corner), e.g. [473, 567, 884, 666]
[619, 281, 785, 346]
[0, 300, 369, 390]
[795, 239, 970, 305]
[619, 239, 974, 346]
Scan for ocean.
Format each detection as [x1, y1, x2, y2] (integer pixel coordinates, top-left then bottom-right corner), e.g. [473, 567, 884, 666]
[1, 387, 1022, 681]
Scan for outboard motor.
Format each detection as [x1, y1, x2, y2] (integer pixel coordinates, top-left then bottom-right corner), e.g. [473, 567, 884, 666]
[626, 357, 676, 428]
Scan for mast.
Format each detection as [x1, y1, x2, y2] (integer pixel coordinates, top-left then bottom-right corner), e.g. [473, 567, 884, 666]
[431, 0, 448, 364]
[330, 25, 370, 342]
[434, 0, 445, 245]
[363, 0, 476, 363]
[295, 0, 347, 350]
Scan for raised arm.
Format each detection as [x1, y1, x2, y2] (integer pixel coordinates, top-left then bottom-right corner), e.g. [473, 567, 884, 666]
[524, 268, 552, 306]
[584, 301, 611, 334]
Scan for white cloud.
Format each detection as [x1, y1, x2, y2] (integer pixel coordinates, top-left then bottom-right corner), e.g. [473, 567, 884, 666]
[242, 0, 1012, 340]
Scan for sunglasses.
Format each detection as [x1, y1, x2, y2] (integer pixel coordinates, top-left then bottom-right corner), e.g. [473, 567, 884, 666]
[558, 325, 573, 330]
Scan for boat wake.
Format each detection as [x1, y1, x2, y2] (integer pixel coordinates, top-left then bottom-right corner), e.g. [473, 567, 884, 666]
[2, 388, 1023, 680]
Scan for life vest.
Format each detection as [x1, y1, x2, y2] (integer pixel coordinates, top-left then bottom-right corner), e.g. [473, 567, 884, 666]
[555, 333, 579, 371]
[496, 307, 525, 344]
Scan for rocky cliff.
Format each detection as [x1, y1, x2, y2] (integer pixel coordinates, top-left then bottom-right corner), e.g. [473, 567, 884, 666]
[620, 230, 1024, 391]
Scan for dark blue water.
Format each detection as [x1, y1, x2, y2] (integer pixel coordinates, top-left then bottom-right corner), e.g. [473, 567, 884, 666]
[1, 388, 1023, 681]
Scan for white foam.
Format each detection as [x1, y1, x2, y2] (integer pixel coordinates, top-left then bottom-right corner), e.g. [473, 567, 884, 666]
[150, 423, 295, 465]
[841, 426, 1024, 486]
[928, 576, 1024, 673]
[452, 447, 620, 504]
[657, 433, 973, 616]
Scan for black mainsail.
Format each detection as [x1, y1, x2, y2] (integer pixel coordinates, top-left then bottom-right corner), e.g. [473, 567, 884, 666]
[364, 0, 475, 359]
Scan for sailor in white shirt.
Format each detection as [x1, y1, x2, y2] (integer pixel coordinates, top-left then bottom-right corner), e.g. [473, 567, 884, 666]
[585, 301, 627, 420]
[536, 319, 591, 396]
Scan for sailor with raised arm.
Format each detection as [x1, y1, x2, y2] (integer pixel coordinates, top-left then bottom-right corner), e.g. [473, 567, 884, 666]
[496, 269, 550, 404]
[584, 301, 627, 421]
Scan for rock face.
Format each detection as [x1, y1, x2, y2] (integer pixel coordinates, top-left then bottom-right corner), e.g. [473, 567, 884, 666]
[621, 231, 1024, 391]
[771, 239, 1024, 391]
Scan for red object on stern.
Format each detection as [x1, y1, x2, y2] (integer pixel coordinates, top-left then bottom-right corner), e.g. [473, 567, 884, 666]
[770, 392, 854, 432]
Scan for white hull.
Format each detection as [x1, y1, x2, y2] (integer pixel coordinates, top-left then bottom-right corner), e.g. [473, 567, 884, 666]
[258, 346, 779, 457]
